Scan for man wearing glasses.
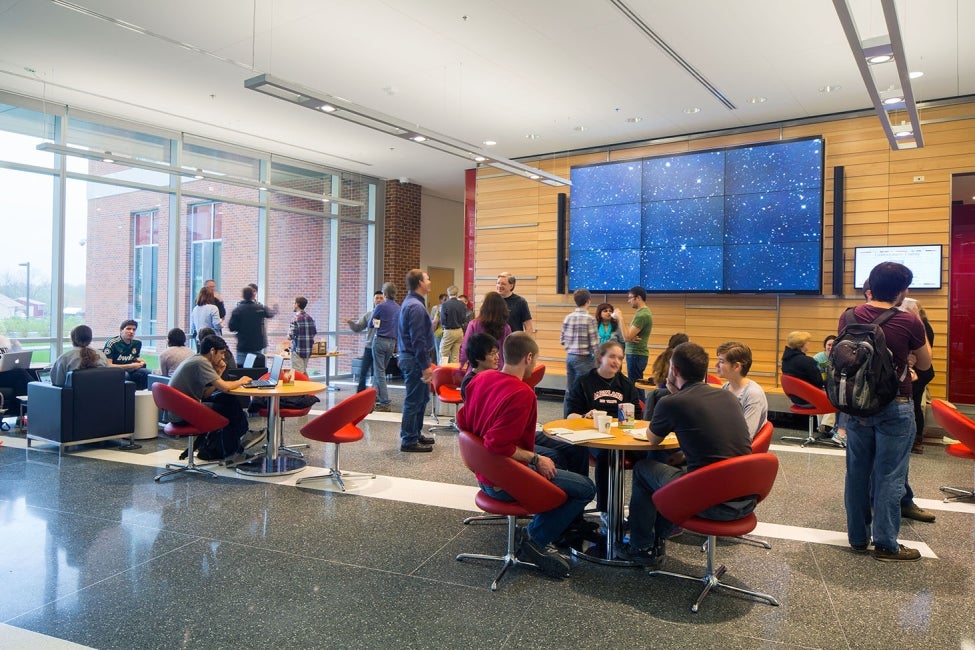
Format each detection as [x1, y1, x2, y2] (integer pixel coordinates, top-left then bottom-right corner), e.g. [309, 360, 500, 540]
[624, 286, 653, 387]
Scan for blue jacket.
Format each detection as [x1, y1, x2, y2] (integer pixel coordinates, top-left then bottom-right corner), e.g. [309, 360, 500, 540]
[398, 291, 434, 370]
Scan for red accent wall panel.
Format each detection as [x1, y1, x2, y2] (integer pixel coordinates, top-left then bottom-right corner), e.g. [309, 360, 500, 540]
[948, 203, 975, 403]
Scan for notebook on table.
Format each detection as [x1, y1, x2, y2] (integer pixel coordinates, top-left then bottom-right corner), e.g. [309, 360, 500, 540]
[0, 350, 33, 372]
[244, 355, 284, 388]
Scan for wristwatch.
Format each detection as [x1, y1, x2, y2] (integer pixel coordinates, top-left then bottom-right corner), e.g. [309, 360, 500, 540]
[529, 453, 539, 469]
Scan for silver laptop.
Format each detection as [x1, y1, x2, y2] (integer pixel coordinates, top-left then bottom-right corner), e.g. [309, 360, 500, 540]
[246, 355, 284, 388]
[0, 350, 32, 372]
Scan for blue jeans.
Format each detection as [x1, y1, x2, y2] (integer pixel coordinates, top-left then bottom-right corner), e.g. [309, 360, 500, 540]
[481, 469, 595, 546]
[398, 355, 429, 446]
[372, 336, 396, 406]
[628, 459, 684, 550]
[357, 343, 375, 393]
[565, 354, 595, 393]
[844, 398, 915, 551]
[626, 353, 648, 400]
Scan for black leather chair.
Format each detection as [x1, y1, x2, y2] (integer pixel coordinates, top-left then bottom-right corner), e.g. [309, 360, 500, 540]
[27, 366, 136, 451]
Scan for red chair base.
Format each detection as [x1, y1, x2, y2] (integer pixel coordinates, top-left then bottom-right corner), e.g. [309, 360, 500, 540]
[780, 413, 845, 449]
[296, 443, 375, 491]
[939, 443, 975, 501]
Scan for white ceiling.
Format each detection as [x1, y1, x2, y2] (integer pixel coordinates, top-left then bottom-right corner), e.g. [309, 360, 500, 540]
[0, 0, 973, 202]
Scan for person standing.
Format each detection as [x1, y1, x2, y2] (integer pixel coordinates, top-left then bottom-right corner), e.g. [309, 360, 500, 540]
[348, 290, 384, 393]
[843, 262, 931, 562]
[594, 302, 625, 346]
[103, 319, 150, 389]
[430, 293, 447, 363]
[438, 286, 467, 364]
[204, 279, 226, 320]
[460, 292, 511, 368]
[496, 272, 534, 333]
[560, 288, 599, 392]
[624, 285, 653, 386]
[457, 332, 596, 578]
[191, 286, 222, 338]
[371, 282, 400, 412]
[228, 285, 273, 366]
[397, 269, 436, 452]
[287, 297, 317, 375]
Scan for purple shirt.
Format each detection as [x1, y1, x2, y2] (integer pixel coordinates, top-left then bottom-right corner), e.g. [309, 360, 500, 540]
[840, 304, 926, 398]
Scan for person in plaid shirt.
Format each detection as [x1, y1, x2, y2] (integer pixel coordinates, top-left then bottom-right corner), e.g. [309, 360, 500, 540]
[560, 288, 599, 393]
[288, 296, 318, 375]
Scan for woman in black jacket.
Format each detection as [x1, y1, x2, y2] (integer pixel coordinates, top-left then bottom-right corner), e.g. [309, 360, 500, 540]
[781, 330, 823, 406]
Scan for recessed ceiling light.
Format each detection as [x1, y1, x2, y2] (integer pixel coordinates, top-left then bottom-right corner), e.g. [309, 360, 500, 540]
[747, 97, 767, 104]
[482, 140, 497, 146]
[411, 135, 427, 142]
[626, 117, 642, 123]
[819, 85, 841, 93]
[525, 133, 540, 140]
[319, 104, 337, 112]
[528, 174, 540, 180]
[683, 107, 701, 114]
[909, 71, 924, 79]
[867, 54, 893, 65]
[473, 155, 487, 163]
[883, 96, 904, 105]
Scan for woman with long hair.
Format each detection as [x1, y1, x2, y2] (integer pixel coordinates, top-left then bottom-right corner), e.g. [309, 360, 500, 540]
[51, 324, 109, 386]
[191, 286, 222, 336]
[650, 332, 689, 386]
[460, 291, 511, 369]
[594, 302, 625, 346]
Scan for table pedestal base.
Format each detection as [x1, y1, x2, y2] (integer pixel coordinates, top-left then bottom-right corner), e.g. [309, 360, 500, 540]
[570, 545, 641, 567]
[236, 455, 307, 476]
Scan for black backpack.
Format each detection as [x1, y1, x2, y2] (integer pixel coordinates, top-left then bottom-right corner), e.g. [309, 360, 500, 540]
[826, 307, 906, 417]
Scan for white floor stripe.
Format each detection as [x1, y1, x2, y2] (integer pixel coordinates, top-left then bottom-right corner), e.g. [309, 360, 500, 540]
[749, 522, 937, 558]
[0, 623, 94, 649]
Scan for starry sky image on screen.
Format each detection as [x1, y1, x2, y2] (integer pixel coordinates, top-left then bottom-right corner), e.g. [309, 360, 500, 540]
[643, 150, 724, 201]
[724, 242, 822, 291]
[571, 161, 641, 208]
[725, 139, 822, 194]
[643, 244, 723, 291]
[570, 249, 641, 291]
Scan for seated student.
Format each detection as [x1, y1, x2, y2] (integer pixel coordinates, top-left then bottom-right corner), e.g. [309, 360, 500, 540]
[781, 330, 823, 406]
[813, 335, 836, 379]
[564, 340, 644, 516]
[168, 335, 263, 462]
[622, 342, 753, 567]
[158, 327, 194, 377]
[51, 325, 109, 386]
[197, 327, 236, 375]
[103, 319, 150, 390]
[459, 332, 499, 401]
[456, 332, 596, 579]
[0, 331, 31, 412]
[650, 332, 689, 386]
[714, 341, 768, 439]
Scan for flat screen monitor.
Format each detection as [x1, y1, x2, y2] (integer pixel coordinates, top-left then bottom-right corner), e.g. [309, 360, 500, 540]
[853, 245, 943, 289]
[567, 136, 824, 294]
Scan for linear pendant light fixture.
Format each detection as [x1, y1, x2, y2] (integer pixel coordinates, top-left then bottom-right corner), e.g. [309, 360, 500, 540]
[35, 142, 364, 207]
[832, 0, 923, 150]
[244, 74, 571, 187]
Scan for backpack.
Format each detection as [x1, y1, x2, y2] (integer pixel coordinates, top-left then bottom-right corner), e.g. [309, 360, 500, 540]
[826, 307, 906, 417]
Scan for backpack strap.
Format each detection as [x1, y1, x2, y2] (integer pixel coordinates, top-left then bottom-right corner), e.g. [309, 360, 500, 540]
[870, 307, 901, 328]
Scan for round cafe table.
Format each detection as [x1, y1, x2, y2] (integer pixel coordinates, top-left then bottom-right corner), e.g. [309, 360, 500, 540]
[541, 417, 679, 566]
[230, 379, 325, 476]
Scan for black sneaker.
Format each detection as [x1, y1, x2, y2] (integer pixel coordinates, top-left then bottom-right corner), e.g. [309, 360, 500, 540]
[240, 428, 266, 451]
[518, 538, 570, 578]
[850, 542, 870, 554]
[618, 542, 664, 568]
[400, 442, 433, 453]
[873, 544, 921, 562]
[418, 434, 436, 445]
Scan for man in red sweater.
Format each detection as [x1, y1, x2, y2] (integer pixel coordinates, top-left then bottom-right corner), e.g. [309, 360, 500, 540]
[457, 332, 596, 579]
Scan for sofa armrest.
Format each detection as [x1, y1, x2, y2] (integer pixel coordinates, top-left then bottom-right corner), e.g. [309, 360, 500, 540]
[27, 381, 71, 441]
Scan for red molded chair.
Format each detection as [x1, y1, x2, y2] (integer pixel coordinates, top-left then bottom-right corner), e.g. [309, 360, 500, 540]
[296, 388, 376, 491]
[931, 399, 975, 502]
[258, 370, 313, 457]
[151, 383, 229, 482]
[707, 373, 723, 386]
[455, 430, 567, 590]
[525, 363, 546, 389]
[779, 374, 844, 448]
[650, 452, 780, 613]
[428, 366, 464, 433]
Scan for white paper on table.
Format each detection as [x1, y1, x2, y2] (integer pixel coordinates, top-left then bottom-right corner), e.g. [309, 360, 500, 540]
[554, 429, 615, 443]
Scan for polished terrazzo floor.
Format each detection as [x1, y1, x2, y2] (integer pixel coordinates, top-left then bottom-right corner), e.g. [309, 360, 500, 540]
[2, 378, 975, 649]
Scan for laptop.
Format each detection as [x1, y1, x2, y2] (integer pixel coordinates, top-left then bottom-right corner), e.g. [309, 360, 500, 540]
[245, 355, 284, 388]
[224, 367, 267, 381]
[0, 350, 33, 372]
[35, 367, 53, 384]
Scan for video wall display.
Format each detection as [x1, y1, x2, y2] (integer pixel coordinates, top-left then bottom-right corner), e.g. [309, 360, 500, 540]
[568, 136, 824, 294]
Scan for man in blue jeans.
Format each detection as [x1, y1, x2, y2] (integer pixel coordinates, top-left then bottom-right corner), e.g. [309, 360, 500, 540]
[624, 285, 652, 394]
[370, 282, 400, 412]
[397, 270, 436, 452]
[458, 332, 596, 579]
[842, 262, 931, 562]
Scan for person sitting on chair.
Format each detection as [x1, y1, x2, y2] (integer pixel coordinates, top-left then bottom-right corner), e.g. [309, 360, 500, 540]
[622, 342, 753, 567]
[714, 341, 768, 440]
[51, 325, 109, 386]
[457, 332, 596, 579]
[103, 319, 150, 390]
[459, 332, 499, 401]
